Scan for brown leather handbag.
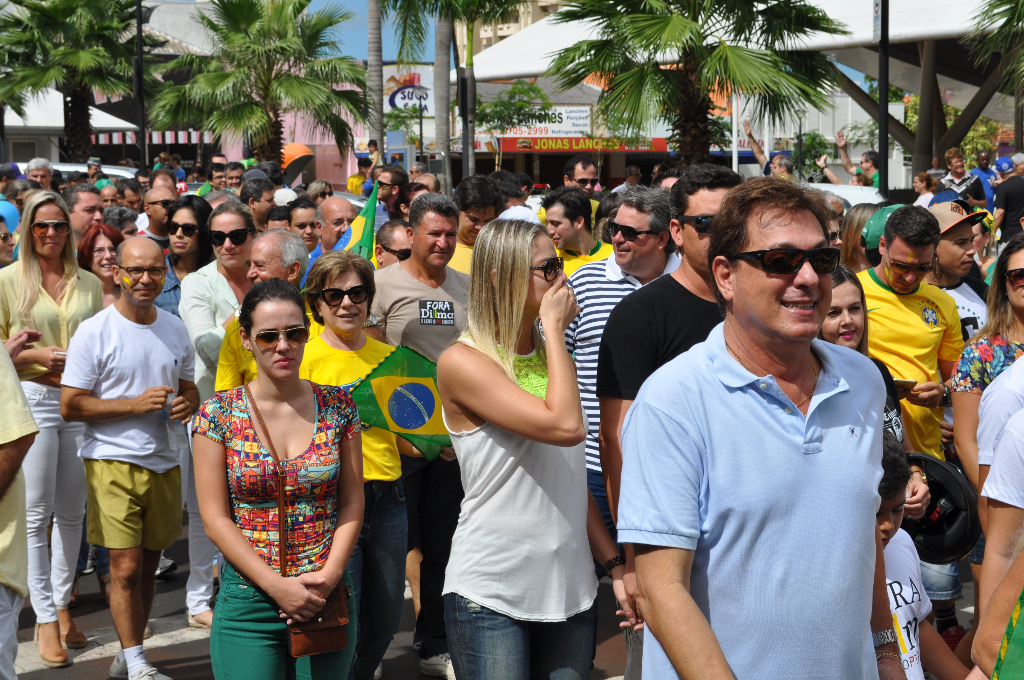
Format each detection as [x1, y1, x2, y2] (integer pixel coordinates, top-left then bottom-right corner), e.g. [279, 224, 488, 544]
[244, 385, 350, 658]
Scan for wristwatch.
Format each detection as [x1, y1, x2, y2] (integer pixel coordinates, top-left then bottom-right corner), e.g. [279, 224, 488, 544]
[604, 555, 625, 574]
[872, 628, 899, 648]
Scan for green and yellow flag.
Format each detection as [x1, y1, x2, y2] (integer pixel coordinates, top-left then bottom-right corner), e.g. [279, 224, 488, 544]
[344, 181, 378, 264]
[350, 346, 451, 460]
[994, 584, 1024, 679]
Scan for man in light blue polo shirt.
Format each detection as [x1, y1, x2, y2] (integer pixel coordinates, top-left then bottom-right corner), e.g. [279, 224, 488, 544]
[617, 177, 901, 679]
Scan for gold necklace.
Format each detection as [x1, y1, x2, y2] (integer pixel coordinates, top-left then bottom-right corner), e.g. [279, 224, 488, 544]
[727, 342, 820, 409]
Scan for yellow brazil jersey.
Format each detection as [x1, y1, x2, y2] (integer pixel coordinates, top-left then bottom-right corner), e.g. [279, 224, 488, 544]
[346, 174, 365, 195]
[560, 240, 613, 276]
[858, 268, 964, 459]
[214, 305, 323, 392]
[448, 241, 473, 275]
[299, 335, 401, 482]
[537, 199, 600, 228]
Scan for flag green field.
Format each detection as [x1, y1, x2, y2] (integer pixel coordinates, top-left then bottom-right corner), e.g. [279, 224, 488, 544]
[344, 180, 377, 263]
[350, 345, 451, 460]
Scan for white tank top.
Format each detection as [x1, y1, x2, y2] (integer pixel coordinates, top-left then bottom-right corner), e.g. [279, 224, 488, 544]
[441, 355, 596, 621]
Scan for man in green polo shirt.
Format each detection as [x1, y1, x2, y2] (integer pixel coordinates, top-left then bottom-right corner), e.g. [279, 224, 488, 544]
[837, 130, 880, 187]
[195, 162, 226, 197]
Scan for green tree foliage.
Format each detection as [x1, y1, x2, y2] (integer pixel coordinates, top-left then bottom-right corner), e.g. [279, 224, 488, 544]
[477, 80, 552, 166]
[384, 105, 422, 146]
[903, 94, 1003, 168]
[150, 0, 367, 163]
[546, 0, 848, 164]
[792, 129, 832, 181]
[863, 75, 907, 104]
[0, 0, 139, 161]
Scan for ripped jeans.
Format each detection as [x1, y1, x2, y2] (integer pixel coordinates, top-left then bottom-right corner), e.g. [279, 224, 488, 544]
[444, 593, 597, 680]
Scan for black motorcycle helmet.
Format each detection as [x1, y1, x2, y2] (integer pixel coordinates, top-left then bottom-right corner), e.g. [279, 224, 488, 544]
[900, 453, 981, 565]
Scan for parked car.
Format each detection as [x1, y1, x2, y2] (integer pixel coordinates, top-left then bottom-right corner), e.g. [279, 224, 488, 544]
[806, 183, 886, 207]
[49, 163, 137, 180]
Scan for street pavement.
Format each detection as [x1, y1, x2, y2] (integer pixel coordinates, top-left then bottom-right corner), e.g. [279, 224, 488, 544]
[16, 528, 630, 679]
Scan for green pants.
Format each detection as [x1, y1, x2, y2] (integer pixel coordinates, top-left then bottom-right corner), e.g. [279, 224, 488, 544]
[210, 564, 357, 680]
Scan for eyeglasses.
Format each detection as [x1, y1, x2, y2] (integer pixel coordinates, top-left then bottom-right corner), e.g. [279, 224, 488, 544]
[730, 247, 840, 275]
[169, 222, 198, 238]
[319, 190, 333, 199]
[318, 285, 369, 306]
[572, 177, 599, 187]
[120, 266, 165, 280]
[679, 214, 715, 234]
[0, 232, 11, 244]
[210, 228, 254, 246]
[252, 326, 310, 351]
[607, 219, 656, 242]
[147, 200, 174, 210]
[31, 220, 71, 236]
[377, 181, 393, 188]
[1007, 268, 1024, 288]
[530, 256, 565, 282]
[828, 231, 842, 242]
[886, 257, 935, 277]
[380, 244, 411, 261]
[91, 246, 117, 257]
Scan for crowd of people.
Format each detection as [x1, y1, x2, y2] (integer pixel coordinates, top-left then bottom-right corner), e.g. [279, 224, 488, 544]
[3, 146, 1024, 680]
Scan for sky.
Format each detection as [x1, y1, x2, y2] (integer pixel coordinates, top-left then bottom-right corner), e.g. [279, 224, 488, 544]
[315, 0, 437, 63]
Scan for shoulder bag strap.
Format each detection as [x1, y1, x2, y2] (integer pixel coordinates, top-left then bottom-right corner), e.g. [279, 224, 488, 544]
[244, 384, 288, 577]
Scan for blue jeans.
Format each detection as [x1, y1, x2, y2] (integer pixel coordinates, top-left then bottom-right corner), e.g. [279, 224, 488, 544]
[921, 560, 962, 601]
[444, 593, 597, 680]
[347, 480, 408, 680]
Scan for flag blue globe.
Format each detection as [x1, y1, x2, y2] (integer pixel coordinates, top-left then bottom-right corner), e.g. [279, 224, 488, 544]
[387, 383, 436, 430]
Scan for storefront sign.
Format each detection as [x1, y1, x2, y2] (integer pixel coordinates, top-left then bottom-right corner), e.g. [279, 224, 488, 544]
[500, 137, 669, 153]
[384, 64, 434, 117]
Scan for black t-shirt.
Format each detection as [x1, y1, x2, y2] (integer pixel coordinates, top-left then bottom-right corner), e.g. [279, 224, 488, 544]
[872, 357, 905, 443]
[995, 175, 1024, 242]
[942, 173, 986, 205]
[597, 275, 722, 400]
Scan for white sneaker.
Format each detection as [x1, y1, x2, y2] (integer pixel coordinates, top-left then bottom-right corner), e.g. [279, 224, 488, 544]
[128, 666, 172, 680]
[373, 663, 383, 680]
[419, 653, 455, 679]
[109, 657, 128, 680]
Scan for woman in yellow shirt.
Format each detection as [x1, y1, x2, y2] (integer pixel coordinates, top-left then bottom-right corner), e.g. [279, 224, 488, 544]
[300, 252, 406, 680]
[0, 191, 102, 665]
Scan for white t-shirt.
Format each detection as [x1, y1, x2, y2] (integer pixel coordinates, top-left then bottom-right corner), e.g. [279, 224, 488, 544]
[978, 358, 1024, 466]
[983, 406, 1024, 509]
[942, 281, 988, 341]
[62, 305, 195, 472]
[885, 528, 932, 680]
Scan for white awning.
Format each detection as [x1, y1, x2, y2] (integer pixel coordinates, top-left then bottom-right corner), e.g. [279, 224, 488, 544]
[5, 88, 139, 136]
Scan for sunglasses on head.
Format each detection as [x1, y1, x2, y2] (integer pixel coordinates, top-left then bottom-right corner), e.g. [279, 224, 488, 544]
[679, 214, 715, 234]
[169, 222, 198, 238]
[252, 326, 310, 351]
[210, 227, 254, 246]
[380, 244, 411, 261]
[531, 256, 565, 282]
[31, 220, 72, 236]
[318, 285, 369, 306]
[607, 219, 656, 242]
[730, 247, 840, 275]
[886, 257, 935, 277]
[1007, 268, 1024, 288]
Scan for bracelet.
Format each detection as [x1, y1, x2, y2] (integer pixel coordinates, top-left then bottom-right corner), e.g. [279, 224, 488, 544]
[604, 555, 625, 574]
[875, 651, 901, 662]
[910, 468, 928, 484]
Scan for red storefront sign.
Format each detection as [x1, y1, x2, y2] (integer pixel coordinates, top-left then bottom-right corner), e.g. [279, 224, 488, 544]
[500, 137, 669, 153]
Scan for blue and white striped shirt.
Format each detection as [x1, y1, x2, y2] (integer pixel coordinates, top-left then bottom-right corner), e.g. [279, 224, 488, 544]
[565, 253, 680, 472]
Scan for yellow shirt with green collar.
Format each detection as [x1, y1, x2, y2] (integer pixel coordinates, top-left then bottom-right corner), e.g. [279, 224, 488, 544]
[559, 241, 614, 276]
[858, 267, 964, 459]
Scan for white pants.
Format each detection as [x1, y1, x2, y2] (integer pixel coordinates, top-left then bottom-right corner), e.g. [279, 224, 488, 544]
[181, 432, 216, 616]
[0, 586, 23, 680]
[21, 382, 86, 624]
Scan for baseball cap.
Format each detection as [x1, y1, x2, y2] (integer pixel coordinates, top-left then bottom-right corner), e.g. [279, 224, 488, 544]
[93, 178, 114, 189]
[928, 200, 985, 234]
[1013, 153, 1024, 166]
[498, 205, 541, 224]
[995, 156, 1015, 173]
[929, 190, 961, 207]
[274, 188, 297, 205]
[862, 204, 904, 250]
[242, 168, 268, 182]
[86, 157, 101, 167]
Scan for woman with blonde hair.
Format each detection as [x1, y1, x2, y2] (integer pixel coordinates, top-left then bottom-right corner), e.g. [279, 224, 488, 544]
[437, 219, 632, 678]
[306, 180, 333, 206]
[0, 191, 102, 665]
[839, 202, 881, 272]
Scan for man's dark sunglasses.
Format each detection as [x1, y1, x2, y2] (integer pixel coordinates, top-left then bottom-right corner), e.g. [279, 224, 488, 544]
[607, 219, 656, 242]
[169, 221, 198, 238]
[730, 247, 840, 275]
[679, 214, 715, 234]
[531, 256, 564, 282]
[319, 190, 333, 199]
[318, 285, 368, 306]
[147, 199, 174, 210]
[1007, 268, 1024, 288]
[380, 244, 411, 261]
[377, 181, 393, 188]
[572, 177, 599, 187]
[210, 228, 254, 246]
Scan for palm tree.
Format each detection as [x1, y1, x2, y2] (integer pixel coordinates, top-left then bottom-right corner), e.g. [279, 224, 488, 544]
[151, 0, 367, 163]
[367, 0, 385, 150]
[548, 0, 848, 164]
[0, 0, 137, 162]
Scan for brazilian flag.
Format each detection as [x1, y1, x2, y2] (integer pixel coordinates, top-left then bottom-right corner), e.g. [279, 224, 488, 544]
[344, 180, 378, 264]
[994, 584, 1024, 679]
[350, 346, 451, 460]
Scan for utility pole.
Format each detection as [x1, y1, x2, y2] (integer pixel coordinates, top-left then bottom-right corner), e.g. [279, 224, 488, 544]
[135, 0, 150, 167]
[877, 0, 889, 196]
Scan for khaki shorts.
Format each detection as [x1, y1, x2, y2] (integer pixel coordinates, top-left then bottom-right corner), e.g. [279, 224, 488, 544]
[84, 459, 182, 551]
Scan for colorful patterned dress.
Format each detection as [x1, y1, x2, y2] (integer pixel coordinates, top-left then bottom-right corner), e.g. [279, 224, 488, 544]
[193, 382, 360, 575]
[952, 334, 1024, 394]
